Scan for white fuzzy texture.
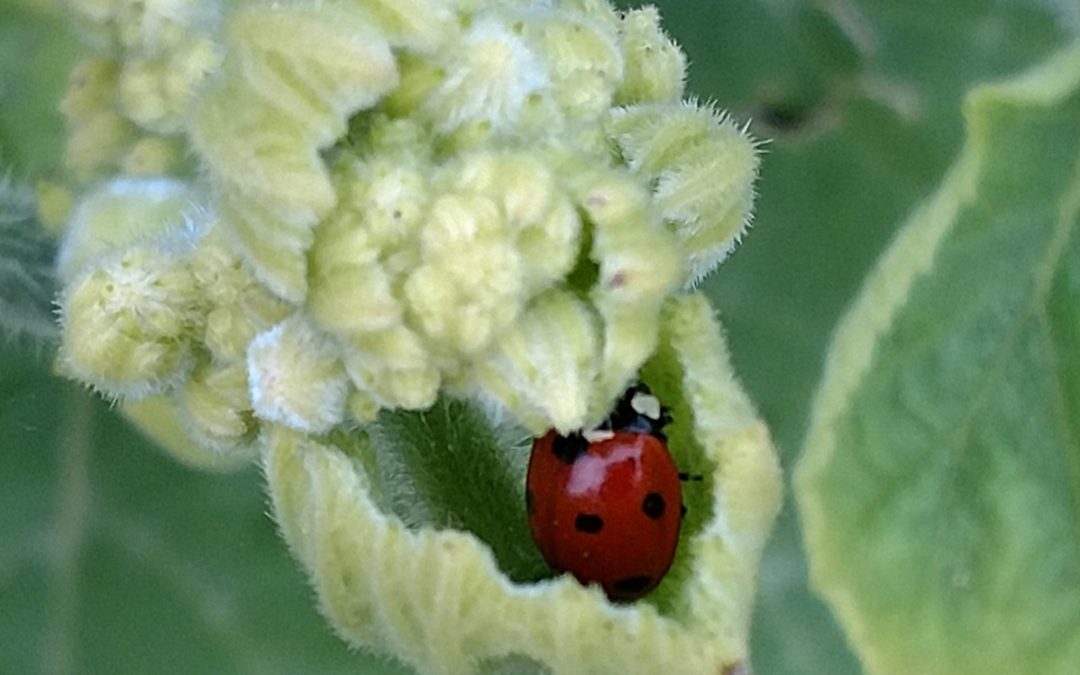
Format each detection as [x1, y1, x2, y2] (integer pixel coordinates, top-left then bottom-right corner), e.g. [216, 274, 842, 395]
[247, 317, 349, 434]
[428, 16, 549, 133]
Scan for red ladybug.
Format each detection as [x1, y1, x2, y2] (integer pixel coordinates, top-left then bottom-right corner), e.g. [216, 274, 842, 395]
[526, 384, 685, 601]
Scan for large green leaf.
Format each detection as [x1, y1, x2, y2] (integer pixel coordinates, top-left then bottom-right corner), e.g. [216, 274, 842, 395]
[654, 2, 1071, 673]
[0, 343, 413, 675]
[797, 45, 1080, 674]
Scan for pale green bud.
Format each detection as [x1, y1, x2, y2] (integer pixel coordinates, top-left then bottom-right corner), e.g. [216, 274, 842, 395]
[122, 395, 254, 472]
[307, 158, 428, 338]
[614, 7, 687, 105]
[568, 164, 682, 304]
[190, 3, 400, 300]
[121, 136, 182, 176]
[438, 151, 581, 291]
[59, 57, 118, 119]
[470, 290, 600, 434]
[346, 356, 442, 412]
[308, 212, 402, 337]
[347, 389, 381, 425]
[59, 242, 199, 398]
[188, 229, 292, 362]
[607, 101, 760, 285]
[247, 316, 349, 434]
[523, 11, 623, 119]
[60, 58, 136, 178]
[57, 177, 196, 281]
[517, 196, 581, 292]
[562, 162, 683, 417]
[424, 16, 549, 134]
[117, 37, 221, 133]
[381, 54, 444, 117]
[179, 360, 258, 456]
[343, 326, 441, 410]
[64, 110, 135, 179]
[406, 193, 524, 355]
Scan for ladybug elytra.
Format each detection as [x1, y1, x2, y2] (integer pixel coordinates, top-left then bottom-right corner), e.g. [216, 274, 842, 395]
[525, 384, 686, 601]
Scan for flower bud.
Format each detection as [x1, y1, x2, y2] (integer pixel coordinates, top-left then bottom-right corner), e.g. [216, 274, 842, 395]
[247, 316, 349, 433]
[608, 102, 760, 284]
[424, 17, 548, 135]
[60, 58, 136, 178]
[343, 326, 441, 411]
[614, 7, 687, 105]
[470, 290, 600, 434]
[188, 230, 292, 362]
[60, 243, 198, 398]
[179, 360, 257, 455]
[117, 36, 220, 133]
[406, 193, 523, 355]
[190, 3, 400, 300]
[524, 12, 622, 119]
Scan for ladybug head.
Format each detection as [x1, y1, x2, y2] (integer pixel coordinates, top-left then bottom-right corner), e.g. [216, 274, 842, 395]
[601, 382, 672, 439]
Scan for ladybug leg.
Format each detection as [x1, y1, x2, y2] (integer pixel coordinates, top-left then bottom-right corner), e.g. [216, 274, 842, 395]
[678, 472, 704, 482]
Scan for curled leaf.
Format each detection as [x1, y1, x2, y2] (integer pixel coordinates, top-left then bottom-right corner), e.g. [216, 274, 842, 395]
[264, 293, 781, 675]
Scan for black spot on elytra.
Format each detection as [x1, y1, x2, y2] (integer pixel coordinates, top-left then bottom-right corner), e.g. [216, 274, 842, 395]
[525, 489, 535, 516]
[642, 492, 666, 519]
[574, 513, 604, 533]
[551, 433, 588, 463]
[612, 575, 653, 595]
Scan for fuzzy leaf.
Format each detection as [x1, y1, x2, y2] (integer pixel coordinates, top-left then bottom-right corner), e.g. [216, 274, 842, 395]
[264, 293, 780, 675]
[797, 45, 1080, 674]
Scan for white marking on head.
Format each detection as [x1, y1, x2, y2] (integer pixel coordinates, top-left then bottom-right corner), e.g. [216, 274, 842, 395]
[630, 392, 661, 420]
[583, 429, 616, 443]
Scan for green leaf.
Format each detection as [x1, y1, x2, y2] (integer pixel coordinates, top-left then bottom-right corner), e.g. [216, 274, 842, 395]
[0, 343, 414, 675]
[366, 398, 550, 582]
[797, 44, 1080, 675]
[643, 1, 1072, 672]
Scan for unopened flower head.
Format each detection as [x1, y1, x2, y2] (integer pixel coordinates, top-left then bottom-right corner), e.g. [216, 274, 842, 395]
[55, 0, 760, 438]
[49, 2, 777, 672]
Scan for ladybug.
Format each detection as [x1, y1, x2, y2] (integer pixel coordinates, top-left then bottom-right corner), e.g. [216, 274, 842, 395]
[525, 383, 686, 601]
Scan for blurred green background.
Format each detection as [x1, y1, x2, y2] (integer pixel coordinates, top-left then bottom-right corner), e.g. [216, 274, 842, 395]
[0, 1, 1072, 673]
